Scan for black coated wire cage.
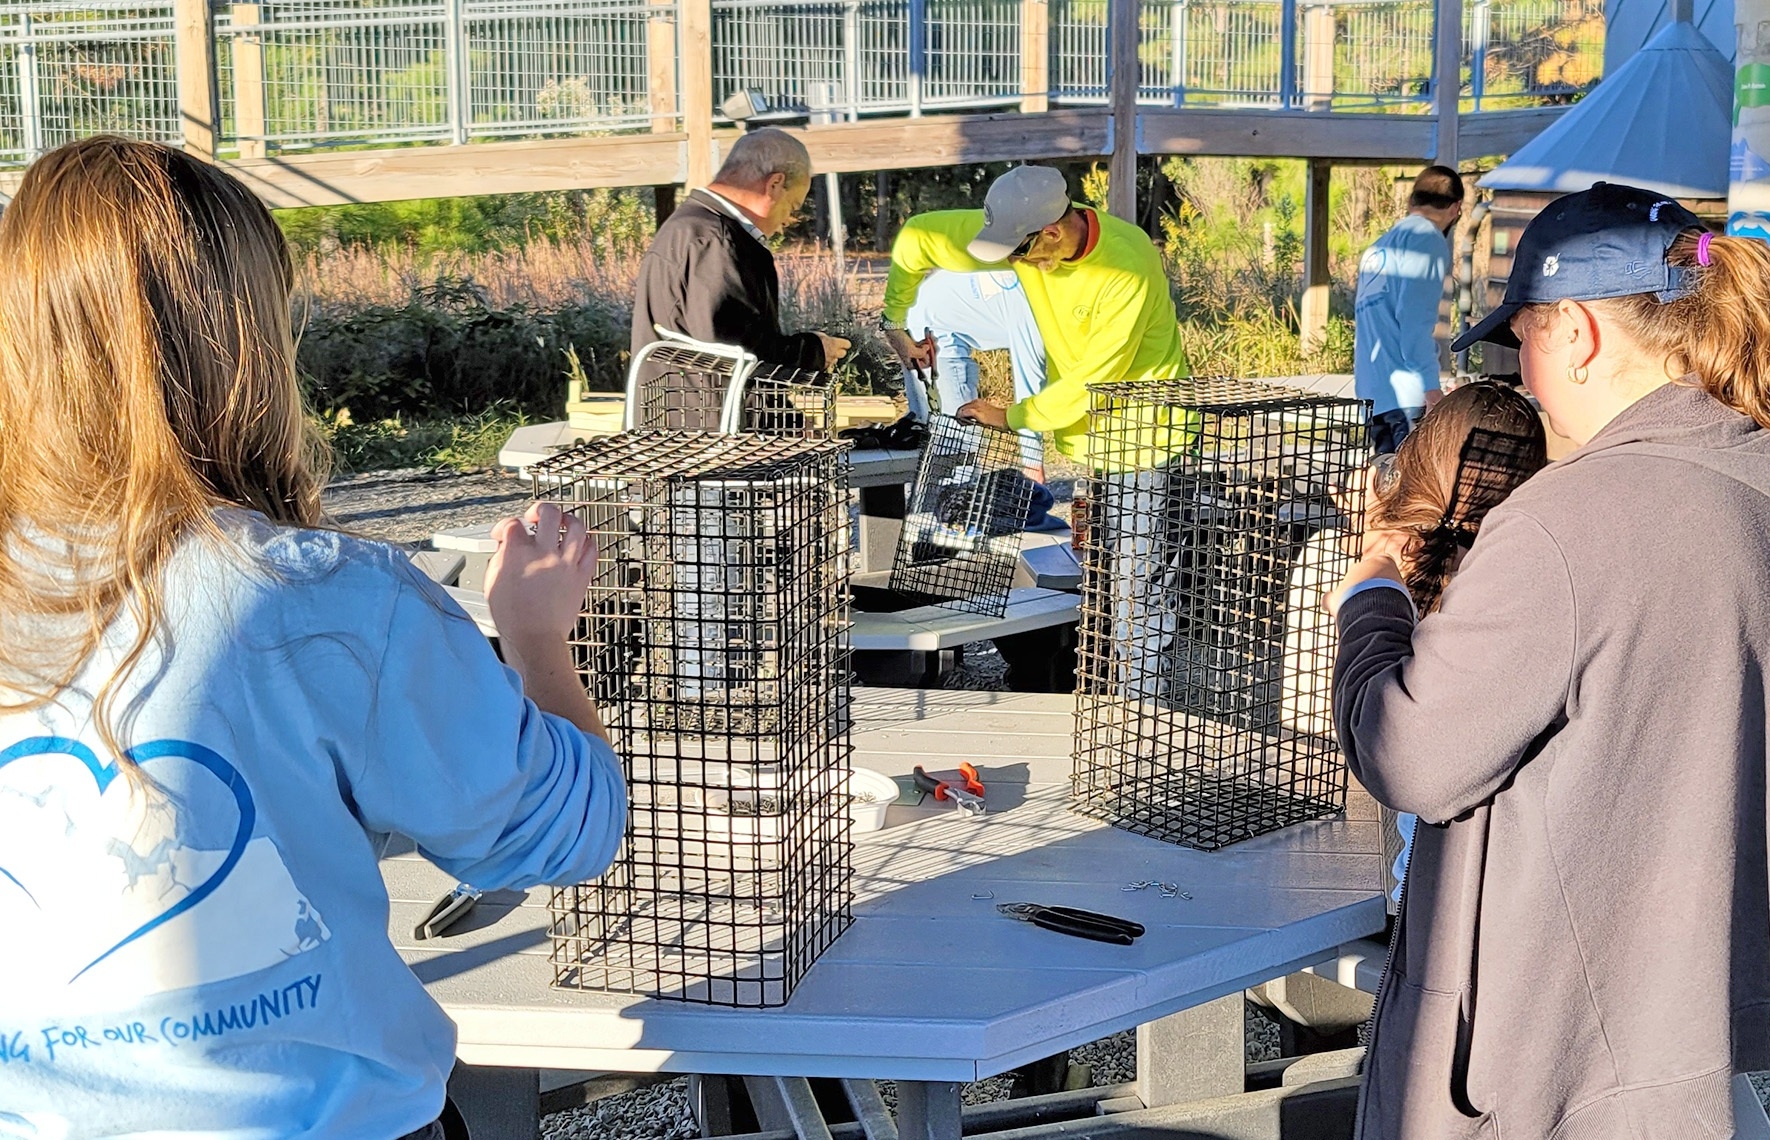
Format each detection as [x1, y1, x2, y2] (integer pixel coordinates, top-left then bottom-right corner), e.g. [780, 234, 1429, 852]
[631, 343, 836, 437]
[533, 432, 853, 1006]
[888, 415, 1035, 617]
[1072, 377, 1367, 851]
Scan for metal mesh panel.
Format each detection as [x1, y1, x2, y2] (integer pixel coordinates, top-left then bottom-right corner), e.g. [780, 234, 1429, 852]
[465, 0, 658, 136]
[216, 0, 453, 148]
[1072, 377, 1367, 851]
[0, 4, 180, 164]
[889, 416, 1034, 618]
[1139, 0, 1286, 106]
[1332, 1, 1433, 107]
[711, 0, 1018, 118]
[1463, 0, 1602, 110]
[537, 432, 853, 1007]
[633, 345, 836, 436]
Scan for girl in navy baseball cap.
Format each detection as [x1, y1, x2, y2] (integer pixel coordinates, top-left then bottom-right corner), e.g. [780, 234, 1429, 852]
[1453, 181, 1770, 441]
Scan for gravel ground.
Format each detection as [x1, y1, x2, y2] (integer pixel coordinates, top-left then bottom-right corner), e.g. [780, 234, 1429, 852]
[324, 464, 1294, 1138]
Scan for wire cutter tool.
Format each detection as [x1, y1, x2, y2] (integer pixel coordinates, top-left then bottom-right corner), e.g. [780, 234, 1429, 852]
[996, 903, 1145, 945]
[913, 763, 986, 815]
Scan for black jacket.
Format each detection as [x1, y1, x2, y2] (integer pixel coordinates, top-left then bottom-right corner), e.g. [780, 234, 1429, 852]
[630, 191, 823, 427]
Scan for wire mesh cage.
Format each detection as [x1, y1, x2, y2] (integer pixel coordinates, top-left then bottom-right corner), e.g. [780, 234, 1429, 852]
[534, 431, 853, 1006]
[887, 415, 1035, 617]
[628, 341, 836, 437]
[1072, 377, 1367, 851]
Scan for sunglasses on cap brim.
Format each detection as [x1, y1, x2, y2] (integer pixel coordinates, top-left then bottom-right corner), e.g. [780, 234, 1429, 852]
[1010, 231, 1041, 258]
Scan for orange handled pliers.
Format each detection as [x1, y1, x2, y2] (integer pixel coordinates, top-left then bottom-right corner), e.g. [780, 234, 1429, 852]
[913, 763, 986, 816]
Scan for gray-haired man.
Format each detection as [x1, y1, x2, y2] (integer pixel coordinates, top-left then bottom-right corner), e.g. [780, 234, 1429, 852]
[631, 128, 849, 425]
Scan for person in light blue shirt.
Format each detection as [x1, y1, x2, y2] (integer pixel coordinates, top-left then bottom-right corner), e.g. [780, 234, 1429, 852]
[1353, 165, 1463, 452]
[0, 138, 626, 1139]
[899, 268, 1048, 478]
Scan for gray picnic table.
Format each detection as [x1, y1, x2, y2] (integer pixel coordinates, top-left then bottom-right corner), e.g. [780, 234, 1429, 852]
[384, 687, 1385, 1140]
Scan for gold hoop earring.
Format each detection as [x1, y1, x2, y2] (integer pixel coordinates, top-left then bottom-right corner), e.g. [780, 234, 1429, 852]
[1568, 365, 1590, 385]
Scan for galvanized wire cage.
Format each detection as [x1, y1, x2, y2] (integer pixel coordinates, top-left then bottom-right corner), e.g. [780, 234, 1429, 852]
[1072, 377, 1367, 851]
[626, 337, 836, 437]
[887, 415, 1034, 617]
[534, 432, 853, 1006]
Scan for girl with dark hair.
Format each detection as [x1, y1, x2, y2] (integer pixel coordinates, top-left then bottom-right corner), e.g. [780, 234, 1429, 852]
[1331, 182, 1770, 1139]
[1364, 381, 1548, 614]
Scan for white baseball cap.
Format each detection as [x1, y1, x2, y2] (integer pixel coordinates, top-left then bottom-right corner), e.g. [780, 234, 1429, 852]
[968, 166, 1072, 262]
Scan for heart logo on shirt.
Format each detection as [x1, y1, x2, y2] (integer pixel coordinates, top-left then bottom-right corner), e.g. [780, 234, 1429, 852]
[0, 737, 255, 984]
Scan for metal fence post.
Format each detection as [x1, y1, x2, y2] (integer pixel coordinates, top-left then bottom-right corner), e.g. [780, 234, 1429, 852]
[1278, 0, 1297, 108]
[174, 0, 220, 160]
[1469, 0, 1489, 112]
[444, 0, 470, 144]
[17, 13, 44, 162]
[908, 0, 926, 115]
[843, 0, 862, 118]
[1168, 0, 1185, 107]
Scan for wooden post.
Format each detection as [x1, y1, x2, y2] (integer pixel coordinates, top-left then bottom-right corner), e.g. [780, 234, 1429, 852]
[874, 170, 892, 250]
[682, 0, 715, 187]
[1108, 0, 1140, 222]
[647, 0, 679, 133]
[174, 0, 220, 161]
[231, 4, 267, 159]
[1300, 158, 1332, 351]
[1302, 1, 1334, 112]
[1020, 0, 1051, 113]
[1433, 0, 1462, 165]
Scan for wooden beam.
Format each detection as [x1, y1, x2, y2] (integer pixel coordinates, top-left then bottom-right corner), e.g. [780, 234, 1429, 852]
[1107, 0, 1140, 220]
[231, 4, 267, 159]
[1433, 0, 1462, 164]
[0, 105, 1567, 207]
[1300, 159, 1332, 350]
[1020, 0, 1051, 114]
[681, 0, 715, 187]
[1139, 108, 1435, 160]
[790, 109, 1111, 174]
[173, 0, 219, 161]
[1456, 106, 1568, 160]
[211, 135, 687, 208]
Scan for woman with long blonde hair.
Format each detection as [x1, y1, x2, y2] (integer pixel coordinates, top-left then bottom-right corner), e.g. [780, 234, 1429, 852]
[0, 138, 625, 1138]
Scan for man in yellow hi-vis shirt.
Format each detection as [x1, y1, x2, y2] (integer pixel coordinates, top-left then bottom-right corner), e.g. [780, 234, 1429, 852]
[880, 164, 1189, 466]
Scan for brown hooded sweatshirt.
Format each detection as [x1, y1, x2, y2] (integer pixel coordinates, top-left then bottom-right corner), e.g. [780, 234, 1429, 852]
[1335, 382, 1770, 1139]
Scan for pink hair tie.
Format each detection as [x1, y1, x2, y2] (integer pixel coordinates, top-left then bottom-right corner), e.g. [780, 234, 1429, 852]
[1697, 230, 1714, 266]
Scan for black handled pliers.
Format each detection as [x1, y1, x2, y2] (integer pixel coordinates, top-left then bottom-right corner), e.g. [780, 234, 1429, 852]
[997, 903, 1145, 945]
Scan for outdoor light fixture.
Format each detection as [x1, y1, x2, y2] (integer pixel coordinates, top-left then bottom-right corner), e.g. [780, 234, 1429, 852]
[719, 87, 811, 129]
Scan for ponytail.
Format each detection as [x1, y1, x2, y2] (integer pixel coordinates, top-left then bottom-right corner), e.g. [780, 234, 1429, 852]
[1597, 231, 1770, 429]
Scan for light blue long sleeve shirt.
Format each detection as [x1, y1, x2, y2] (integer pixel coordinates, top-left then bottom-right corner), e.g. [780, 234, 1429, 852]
[1353, 214, 1451, 416]
[0, 511, 626, 1139]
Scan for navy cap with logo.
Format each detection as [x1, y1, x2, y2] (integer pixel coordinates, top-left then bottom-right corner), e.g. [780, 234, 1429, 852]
[1452, 182, 1705, 353]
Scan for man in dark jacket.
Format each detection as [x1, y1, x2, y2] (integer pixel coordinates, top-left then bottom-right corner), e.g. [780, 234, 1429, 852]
[631, 128, 848, 427]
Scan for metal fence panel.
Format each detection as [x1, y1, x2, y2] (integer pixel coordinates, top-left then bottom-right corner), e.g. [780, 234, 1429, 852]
[1332, 0, 1433, 108]
[465, 0, 659, 137]
[0, 4, 180, 166]
[711, 0, 1018, 119]
[1464, 0, 1602, 110]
